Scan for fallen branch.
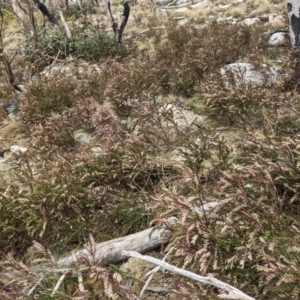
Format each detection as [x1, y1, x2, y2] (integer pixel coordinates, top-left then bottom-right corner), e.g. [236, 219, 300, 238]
[0, 224, 172, 290]
[140, 246, 174, 297]
[51, 273, 66, 297]
[57, 226, 171, 267]
[123, 251, 255, 300]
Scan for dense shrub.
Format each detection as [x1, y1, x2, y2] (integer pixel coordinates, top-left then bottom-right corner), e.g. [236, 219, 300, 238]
[65, 3, 97, 19]
[202, 79, 281, 127]
[153, 132, 300, 299]
[20, 79, 77, 128]
[106, 20, 267, 118]
[19, 24, 122, 62]
[0, 140, 152, 258]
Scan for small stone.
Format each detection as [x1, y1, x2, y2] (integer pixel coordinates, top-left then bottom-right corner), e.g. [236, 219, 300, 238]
[269, 32, 285, 45]
[74, 129, 92, 145]
[91, 147, 102, 156]
[240, 17, 261, 26]
[10, 145, 28, 154]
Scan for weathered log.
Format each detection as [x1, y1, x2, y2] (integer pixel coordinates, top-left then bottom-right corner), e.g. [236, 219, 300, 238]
[57, 226, 171, 267]
[287, 0, 300, 49]
[0, 224, 172, 289]
[57, 202, 220, 267]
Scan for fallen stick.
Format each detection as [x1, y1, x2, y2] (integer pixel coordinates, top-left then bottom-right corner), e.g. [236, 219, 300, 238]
[123, 251, 255, 300]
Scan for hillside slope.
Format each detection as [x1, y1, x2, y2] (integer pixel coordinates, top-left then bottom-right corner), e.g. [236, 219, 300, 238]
[1, 0, 300, 299]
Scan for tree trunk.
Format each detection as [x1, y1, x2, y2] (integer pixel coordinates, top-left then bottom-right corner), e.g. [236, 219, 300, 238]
[287, 0, 300, 49]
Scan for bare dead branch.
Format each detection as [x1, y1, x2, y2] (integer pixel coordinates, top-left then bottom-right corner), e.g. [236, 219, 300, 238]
[0, 9, 21, 92]
[140, 247, 174, 297]
[58, 10, 71, 38]
[123, 251, 256, 300]
[51, 273, 66, 297]
[118, 2, 130, 43]
[104, 0, 116, 24]
[103, 0, 130, 43]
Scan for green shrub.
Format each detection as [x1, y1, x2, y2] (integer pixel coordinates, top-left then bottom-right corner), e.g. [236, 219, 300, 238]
[65, 3, 97, 19]
[104, 58, 162, 117]
[0, 114, 180, 259]
[19, 24, 122, 62]
[29, 99, 96, 150]
[106, 20, 265, 117]
[275, 114, 300, 137]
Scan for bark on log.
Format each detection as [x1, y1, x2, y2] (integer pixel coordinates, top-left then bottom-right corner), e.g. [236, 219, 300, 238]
[287, 0, 300, 49]
[57, 226, 171, 267]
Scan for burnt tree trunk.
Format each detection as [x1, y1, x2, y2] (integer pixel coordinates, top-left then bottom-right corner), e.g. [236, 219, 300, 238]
[33, 0, 59, 26]
[287, 0, 300, 49]
[104, 0, 130, 43]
